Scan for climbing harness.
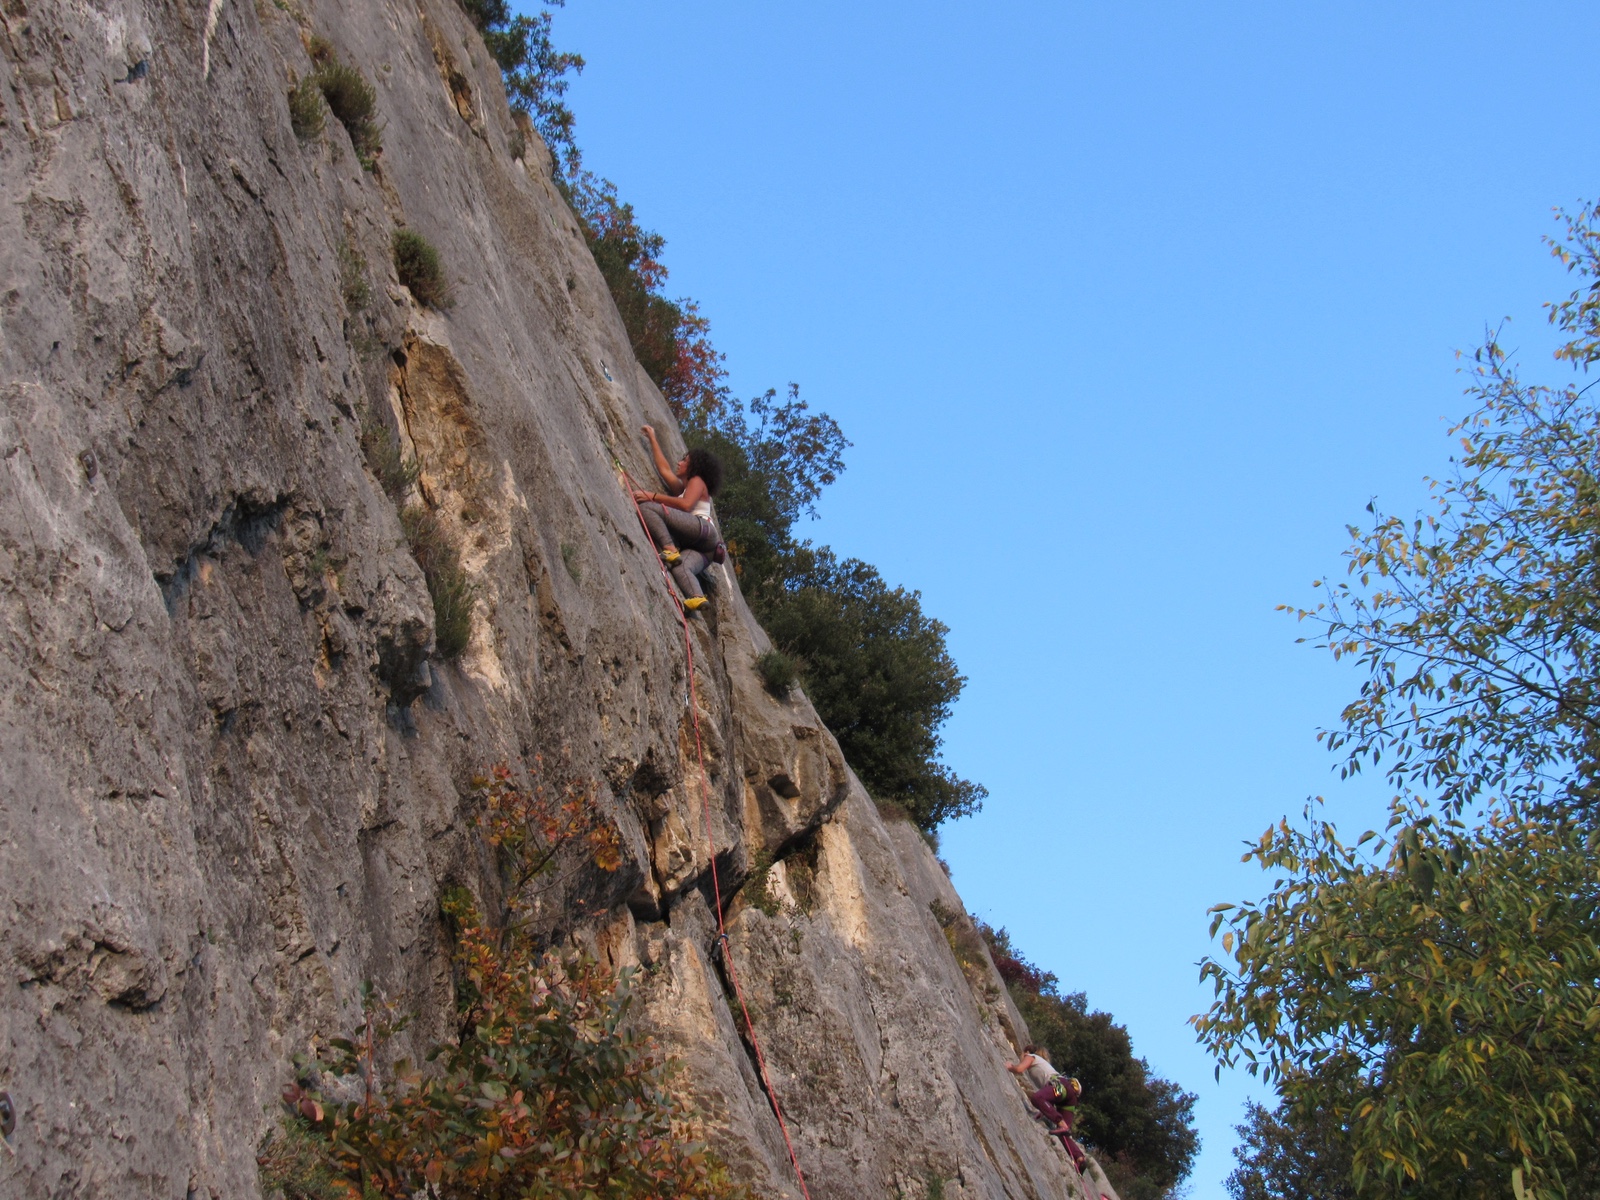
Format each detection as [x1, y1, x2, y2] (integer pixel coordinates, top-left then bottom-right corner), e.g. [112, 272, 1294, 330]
[618, 462, 814, 1200]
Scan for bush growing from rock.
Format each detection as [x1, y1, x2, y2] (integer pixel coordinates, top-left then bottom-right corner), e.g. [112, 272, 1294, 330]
[308, 49, 381, 167]
[358, 414, 418, 500]
[392, 229, 452, 309]
[337, 236, 370, 312]
[400, 505, 473, 659]
[287, 74, 324, 140]
[256, 1114, 344, 1199]
[755, 649, 796, 696]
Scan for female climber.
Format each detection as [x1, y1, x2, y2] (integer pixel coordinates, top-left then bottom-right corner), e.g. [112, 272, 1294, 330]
[632, 424, 725, 612]
[1005, 1045, 1089, 1173]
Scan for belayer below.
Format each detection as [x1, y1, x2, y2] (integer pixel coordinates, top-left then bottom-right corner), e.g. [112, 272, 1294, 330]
[632, 424, 725, 613]
[1005, 1044, 1090, 1175]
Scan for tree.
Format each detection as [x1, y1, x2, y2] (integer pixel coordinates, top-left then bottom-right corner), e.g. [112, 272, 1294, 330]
[1195, 201, 1600, 1200]
[1302, 204, 1600, 822]
[459, 1, 585, 176]
[1197, 806, 1600, 1199]
[1226, 1085, 1358, 1200]
[759, 545, 986, 830]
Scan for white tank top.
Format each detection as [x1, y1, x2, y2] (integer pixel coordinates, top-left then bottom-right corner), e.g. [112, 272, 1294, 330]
[1023, 1055, 1058, 1090]
[692, 497, 713, 523]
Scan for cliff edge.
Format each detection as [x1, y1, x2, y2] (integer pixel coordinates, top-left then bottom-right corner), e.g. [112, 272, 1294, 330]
[0, 3, 1112, 1196]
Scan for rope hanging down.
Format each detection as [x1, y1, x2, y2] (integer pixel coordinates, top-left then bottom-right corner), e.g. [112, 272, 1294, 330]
[618, 466, 814, 1200]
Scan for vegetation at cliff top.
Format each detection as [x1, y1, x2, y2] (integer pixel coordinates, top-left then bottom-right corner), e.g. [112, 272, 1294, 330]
[460, 0, 584, 176]
[261, 765, 752, 1199]
[981, 923, 1200, 1199]
[1197, 202, 1600, 1200]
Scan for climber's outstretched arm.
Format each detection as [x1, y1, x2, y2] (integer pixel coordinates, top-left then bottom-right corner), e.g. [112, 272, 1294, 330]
[641, 425, 684, 494]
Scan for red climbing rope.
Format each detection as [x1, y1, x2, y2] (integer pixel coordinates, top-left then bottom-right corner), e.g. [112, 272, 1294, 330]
[619, 467, 814, 1200]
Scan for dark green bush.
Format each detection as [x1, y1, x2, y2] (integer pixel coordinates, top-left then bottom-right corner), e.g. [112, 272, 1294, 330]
[313, 58, 380, 167]
[755, 649, 797, 695]
[401, 505, 474, 658]
[759, 545, 983, 831]
[392, 229, 452, 309]
[287, 74, 324, 140]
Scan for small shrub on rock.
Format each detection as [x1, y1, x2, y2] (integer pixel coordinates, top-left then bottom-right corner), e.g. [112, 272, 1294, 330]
[400, 504, 473, 659]
[255, 1114, 343, 1199]
[337, 236, 370, 312]
[742, 848, 781, 918]
[287, 74, 325, 140]
[392, 229, 452, 309]
[755, 649, 797, 696]
[312, 57, 381, 167]
[358, 413, 418, 499]
[929, 899, 989, 980]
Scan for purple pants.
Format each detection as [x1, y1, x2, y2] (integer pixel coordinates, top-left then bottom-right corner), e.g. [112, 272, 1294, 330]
[1030, 1085, 1070, 1128]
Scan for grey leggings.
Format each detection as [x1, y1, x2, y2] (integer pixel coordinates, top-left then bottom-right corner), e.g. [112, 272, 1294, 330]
[639, 502, 717, 601]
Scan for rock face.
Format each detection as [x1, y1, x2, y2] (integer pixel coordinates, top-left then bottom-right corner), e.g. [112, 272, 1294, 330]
[0, 2, 1111, 1197]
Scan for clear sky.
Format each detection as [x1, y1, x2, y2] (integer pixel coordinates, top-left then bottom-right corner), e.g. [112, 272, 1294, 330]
[530, 3, 1600, 1194]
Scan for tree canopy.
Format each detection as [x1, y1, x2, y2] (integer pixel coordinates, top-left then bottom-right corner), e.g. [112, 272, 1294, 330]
[1197, 202, 1600, 1200]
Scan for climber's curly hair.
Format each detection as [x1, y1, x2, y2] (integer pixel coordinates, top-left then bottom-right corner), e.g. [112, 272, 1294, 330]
[684, 447, 724, 497]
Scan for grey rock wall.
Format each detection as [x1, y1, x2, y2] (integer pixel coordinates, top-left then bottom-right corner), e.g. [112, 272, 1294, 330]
[0, 1, 1110, 1196]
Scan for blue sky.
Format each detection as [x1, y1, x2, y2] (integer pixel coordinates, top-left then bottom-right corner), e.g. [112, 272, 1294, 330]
[532, 3, 1600, 1194]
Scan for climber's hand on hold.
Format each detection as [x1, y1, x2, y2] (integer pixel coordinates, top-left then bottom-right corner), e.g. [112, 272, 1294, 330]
[640, 424, 657, 443]
[633, 490, 654, 504]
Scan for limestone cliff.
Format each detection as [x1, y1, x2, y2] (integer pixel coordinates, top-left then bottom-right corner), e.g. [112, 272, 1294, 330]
[0, 2, 1115, 1196]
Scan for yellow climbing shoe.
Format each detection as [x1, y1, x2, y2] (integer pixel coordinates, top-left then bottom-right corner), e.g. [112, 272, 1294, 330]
[683, 596, 708, 611]
[662, 547, 682, 566]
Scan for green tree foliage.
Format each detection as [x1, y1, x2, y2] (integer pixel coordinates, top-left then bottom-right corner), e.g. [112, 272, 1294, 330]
[1298, 200, 1600, 823]
[1198, 806, 1600, 1199]
[1197, 202, 1600, 1200]
[1226, 1084, 1358, 1200]
[981, 925, 1200, 1197]
[761, 546, 983, 829]
[458, 0, 584, 175]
